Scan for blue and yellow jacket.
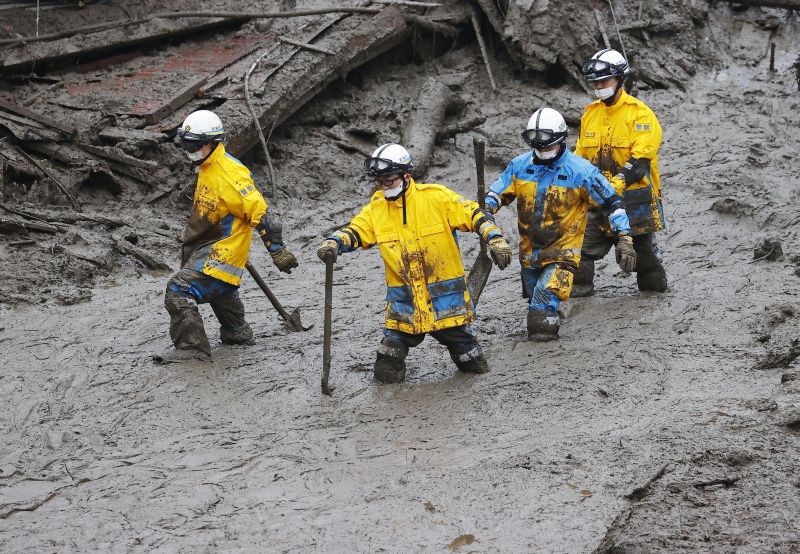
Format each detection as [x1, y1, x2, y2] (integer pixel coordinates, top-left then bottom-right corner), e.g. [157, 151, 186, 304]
[575, 90, 664, 234]
[487, 147, 630, 269]
[329, 179, 501, 335]
[182, 144, 267, 286]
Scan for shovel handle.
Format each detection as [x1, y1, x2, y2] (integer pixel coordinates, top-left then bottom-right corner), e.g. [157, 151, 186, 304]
[245, 260, 294, 323]
[321, 259, 334, 395]
[473, 138, 487, 254]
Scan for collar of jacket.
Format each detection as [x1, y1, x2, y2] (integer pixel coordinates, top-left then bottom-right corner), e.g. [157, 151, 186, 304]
[599, 89, 632, 114]
[199, 143, 225, 170]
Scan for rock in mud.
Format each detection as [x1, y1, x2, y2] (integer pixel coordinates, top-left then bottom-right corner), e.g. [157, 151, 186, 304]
[710, 197, 753, 216]
[753, 238, 784, 261]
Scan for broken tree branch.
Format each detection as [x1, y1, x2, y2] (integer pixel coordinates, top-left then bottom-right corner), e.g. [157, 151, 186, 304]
[152, 8, 382, 19]
[593, 7, 611, 49]
[111, 235, 171, 271]
[76, 144, 159, 171]
[277, 36, 334, 55]
[13, 146, 79, 209]
[0, 17, 151, 45]
[244, 45, 282, 198]
[0, 97, 76, 137]
[470, 8, 497, 91]
[404, 14, 460, 36]
[372, 0, 442, 6]
[717, 0, 800, 8]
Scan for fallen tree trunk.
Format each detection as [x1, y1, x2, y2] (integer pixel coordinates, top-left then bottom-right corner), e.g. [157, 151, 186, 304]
[402, 78, 461, 177]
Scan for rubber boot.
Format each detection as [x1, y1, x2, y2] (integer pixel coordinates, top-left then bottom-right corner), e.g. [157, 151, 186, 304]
[153, 347, 211, 365]
[527, 310, 560, 342]
[570, 257, 595, 298]
[449, 344, 490, 374]
[455, 355, 490, 374]
[636, 265, 668, 292]
[374, 353, 407, 383]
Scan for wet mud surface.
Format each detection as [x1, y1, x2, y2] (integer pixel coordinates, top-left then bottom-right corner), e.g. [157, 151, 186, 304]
[2, 2, 800, 552]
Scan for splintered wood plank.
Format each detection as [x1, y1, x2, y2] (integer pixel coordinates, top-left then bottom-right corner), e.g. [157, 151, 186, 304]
[223, 6, 409, 157]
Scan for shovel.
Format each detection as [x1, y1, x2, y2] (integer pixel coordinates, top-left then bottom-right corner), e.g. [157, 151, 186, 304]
[321, 258, 334, 396]
[245, 260, 311, 332]
[466, 137, 493, 307]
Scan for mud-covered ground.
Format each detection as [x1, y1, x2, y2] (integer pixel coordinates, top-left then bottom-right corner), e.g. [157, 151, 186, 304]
[2, 3, 800, 552]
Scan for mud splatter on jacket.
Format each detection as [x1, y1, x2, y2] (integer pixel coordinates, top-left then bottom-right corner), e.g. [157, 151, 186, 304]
[182, 144, 267, 286]
[329, 179, 502, 335]
[574, 90, 664, 234]
[486, 148, 630, 269]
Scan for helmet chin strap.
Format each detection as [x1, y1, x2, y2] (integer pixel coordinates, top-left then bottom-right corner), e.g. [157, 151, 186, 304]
[384, 174, 410, 225]
[601, 78, 625, 106]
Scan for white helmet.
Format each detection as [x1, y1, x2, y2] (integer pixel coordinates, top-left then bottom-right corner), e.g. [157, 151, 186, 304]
[178, 110, 225, 145]
[581, 48, 630, 82]
[364, 143, 414, 178]
[522, 108, 568, 149]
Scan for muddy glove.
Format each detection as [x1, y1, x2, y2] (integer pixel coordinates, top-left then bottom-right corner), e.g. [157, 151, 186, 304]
[488, 236, 512, 270]
[316, 239, 339, 263]
[270, 247, 298, 273]
[615, 234, 637, 273]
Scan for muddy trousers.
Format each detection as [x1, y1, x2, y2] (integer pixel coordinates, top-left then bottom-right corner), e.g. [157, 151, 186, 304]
[164, 269, 253, 355]
[376, 325, 488, 383]
[573, 210, 667, 295]
[522, 264, 574, 339]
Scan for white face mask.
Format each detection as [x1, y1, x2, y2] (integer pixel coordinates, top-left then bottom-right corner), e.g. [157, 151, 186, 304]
[594, 86, 615, 100]
[186, 149, 206, 163]
[383, 184, 404, 199]
[534, 147, 559, 160]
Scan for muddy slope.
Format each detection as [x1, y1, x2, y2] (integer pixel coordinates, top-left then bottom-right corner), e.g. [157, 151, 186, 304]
[2, 2, 800, 552]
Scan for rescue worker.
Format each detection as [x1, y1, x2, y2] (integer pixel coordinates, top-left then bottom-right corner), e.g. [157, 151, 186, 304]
[486, 108, 635, 341]
[156, 110, 298, 364]
[572, 48, 668, 296]
[316, 143, 512, 383]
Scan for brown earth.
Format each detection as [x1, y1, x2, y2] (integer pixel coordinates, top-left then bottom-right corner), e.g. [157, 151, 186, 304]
[1, 1, 799, 552]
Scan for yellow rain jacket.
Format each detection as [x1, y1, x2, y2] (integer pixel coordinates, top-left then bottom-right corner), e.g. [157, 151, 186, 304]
[331, 179, 501, 335]
[574, 89, 664, 235]
[182, 144, 267, 286]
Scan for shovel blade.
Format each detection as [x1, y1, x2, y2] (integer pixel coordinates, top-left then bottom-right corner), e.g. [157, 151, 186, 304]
[467, 251, 493, 308]
[283, 307, 313, 332]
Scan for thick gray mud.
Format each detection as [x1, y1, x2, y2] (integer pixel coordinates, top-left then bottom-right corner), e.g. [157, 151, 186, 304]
[2, 3, 800, 552]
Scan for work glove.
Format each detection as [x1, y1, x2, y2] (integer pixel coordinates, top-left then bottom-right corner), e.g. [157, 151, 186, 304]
[488, 236, 512, 270]
[316, 239, 339, 263]
[270, 247, 298, 273]
[615, 234, 637, 273]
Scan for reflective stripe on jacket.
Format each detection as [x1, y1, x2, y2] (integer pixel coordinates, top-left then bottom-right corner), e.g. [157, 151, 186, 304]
[574, 90, 664, 234]
[182, 144, 267, 286]
[332, 179, 500, 335]
[487, 149, 630, 269]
